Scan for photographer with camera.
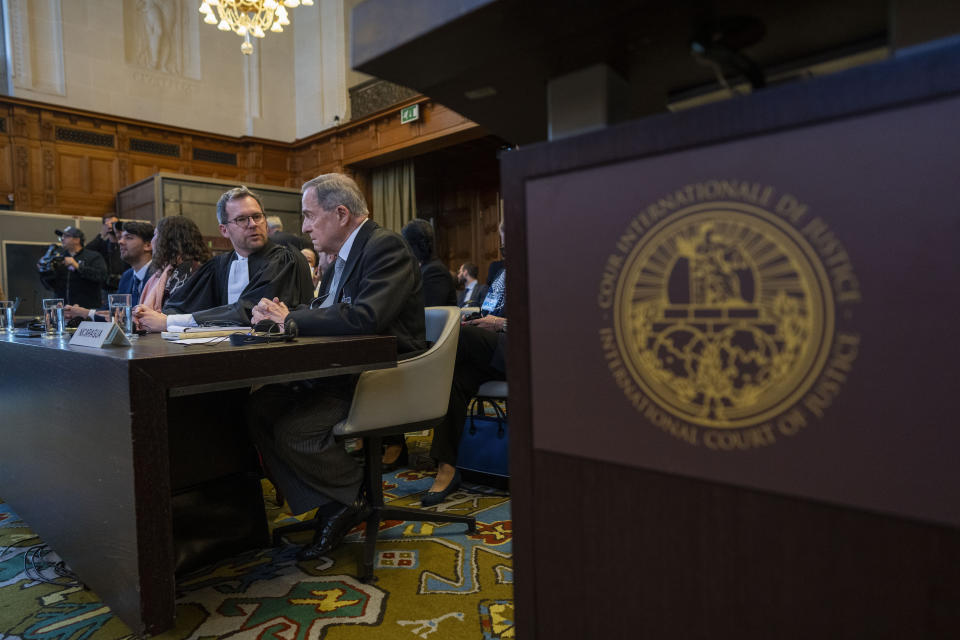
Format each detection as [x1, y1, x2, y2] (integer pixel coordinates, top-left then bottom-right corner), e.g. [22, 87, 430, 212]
[85, 214, 127, 299]
[37, 227, 108, 309]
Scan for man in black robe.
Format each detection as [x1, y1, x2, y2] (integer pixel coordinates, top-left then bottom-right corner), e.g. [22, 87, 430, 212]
[133, 186, 314, 331]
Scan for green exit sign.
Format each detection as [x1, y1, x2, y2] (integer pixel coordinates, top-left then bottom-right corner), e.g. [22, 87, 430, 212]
[400, 104, 420, 124]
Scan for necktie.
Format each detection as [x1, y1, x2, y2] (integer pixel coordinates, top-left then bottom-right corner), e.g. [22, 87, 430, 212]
[130, 277, 142, 304]
[320, 256, 345, 308]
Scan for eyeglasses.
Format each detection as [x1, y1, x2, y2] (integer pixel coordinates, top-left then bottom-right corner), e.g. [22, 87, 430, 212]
[225, 212, 265, 227]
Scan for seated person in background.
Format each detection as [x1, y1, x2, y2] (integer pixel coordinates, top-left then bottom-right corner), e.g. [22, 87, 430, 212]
[247, 172, 426, 560]
[402, 218, 457, 307]
[301, 246, 321, 292]
[486, 249, 504, 286]
[64, 220, 155, 322]
[456, 262, 488, 308]
[301, 247, 337, 298]
[37, 227, 108, 309]
[134, 187, 314, 331]
[268, 215, 306, 250]
[139, 216, 211, 312]
[424, 222, 507, 505]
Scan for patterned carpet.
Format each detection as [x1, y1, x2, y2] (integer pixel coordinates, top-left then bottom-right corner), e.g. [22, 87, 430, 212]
[0, 468, 513, 640]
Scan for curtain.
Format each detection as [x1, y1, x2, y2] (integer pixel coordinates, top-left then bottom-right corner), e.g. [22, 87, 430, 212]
[371, 159, 416, 232]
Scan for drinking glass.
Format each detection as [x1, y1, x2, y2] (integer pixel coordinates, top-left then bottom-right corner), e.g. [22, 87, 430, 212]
[108, 293, 134, 336]
[42, 298, 65, 337]
[0, 301, 14, 333]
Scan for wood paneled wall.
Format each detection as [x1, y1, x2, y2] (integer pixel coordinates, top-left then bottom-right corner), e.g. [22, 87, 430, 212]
[415, 137, 504, 283]
[0, 96, 483, 218]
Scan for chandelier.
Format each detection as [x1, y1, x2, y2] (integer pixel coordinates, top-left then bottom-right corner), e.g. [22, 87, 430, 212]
[199, 0, 314, 55]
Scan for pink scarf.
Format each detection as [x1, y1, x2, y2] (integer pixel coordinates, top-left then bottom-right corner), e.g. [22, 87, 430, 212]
[139, 265, 172, 311]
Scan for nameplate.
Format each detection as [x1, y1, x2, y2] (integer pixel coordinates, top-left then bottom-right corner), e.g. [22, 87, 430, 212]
[69, 321, 132, 348]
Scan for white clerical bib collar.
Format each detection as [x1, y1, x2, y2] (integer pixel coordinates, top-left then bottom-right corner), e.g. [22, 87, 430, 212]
[338, 218, 368, 263]
[227, 254, 249, 305]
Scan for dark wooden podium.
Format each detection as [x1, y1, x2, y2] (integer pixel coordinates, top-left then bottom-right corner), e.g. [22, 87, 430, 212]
[500, 45, 960, 639]
[350, 3, 960, 634]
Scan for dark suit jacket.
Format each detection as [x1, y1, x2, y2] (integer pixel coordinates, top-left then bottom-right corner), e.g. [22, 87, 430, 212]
[421, 258, 457, 307]
[286, 220, 427, 356]
[457, 281, 489, 307]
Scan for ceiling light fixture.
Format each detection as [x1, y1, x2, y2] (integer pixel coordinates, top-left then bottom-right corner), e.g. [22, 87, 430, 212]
[199, 0, 314, 55]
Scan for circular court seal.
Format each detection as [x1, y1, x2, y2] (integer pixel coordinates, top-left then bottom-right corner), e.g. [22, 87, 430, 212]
[599, 185, 860, 449]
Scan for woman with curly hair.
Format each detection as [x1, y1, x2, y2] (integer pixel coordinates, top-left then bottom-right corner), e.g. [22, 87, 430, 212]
[138, 215, 211, 312]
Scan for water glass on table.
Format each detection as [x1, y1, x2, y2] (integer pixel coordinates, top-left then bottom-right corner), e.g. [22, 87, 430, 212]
[0, 300, 14, 333]
[108, 293, 134, 336]
[41, 298, 65, 337]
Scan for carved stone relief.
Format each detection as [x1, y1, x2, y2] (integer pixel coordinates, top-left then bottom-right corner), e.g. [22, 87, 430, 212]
[124, 0, 181, 74]
[123, 0, 201, 83]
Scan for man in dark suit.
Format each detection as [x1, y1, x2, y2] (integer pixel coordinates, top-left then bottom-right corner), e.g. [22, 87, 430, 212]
[248, 173, 426, 560]
[64, 220, 155, 322]
[456, 262, 488, 307]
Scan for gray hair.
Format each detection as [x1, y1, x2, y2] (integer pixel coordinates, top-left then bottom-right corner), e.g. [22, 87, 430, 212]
[301, 173, 369, 218]
[216, 186, 264, 224]
[266, 215, 283, 232]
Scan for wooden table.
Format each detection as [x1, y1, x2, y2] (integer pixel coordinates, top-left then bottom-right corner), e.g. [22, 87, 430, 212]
[0, 332, 396, 635]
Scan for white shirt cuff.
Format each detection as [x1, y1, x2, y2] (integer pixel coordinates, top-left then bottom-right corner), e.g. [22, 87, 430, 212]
[87, 309, 97, 320]
[166, 313, 197, 328]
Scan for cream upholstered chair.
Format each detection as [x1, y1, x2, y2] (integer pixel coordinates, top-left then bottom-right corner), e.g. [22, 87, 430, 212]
[317, 306, 477, 581]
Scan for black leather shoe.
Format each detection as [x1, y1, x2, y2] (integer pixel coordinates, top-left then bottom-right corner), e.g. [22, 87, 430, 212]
[297, 496, 370, 561]
[420, 470, 462, 507]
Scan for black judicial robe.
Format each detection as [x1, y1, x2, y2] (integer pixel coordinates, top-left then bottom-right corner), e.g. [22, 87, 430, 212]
[162, 240, 314, 326]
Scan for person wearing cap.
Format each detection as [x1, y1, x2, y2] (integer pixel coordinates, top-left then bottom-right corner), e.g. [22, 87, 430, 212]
[64, 221, 155, 322]
[37, 227, 108, 309]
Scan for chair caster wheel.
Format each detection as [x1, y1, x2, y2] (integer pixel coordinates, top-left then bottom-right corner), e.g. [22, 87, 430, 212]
[360, 573, 378, 584]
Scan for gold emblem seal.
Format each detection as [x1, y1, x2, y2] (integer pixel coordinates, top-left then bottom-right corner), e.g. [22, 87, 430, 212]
[599, 183, 861, 449]
[615, 202, 832, 428]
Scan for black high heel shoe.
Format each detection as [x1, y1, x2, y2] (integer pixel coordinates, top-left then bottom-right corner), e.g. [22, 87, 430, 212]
[420, 469, 462, 506]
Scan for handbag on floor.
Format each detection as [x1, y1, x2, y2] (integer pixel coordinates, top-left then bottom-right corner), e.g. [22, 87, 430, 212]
[456, 396, 509, 479]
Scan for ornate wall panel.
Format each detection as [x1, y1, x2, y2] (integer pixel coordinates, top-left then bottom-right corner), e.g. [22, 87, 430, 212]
[0, 97, 482, 216]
